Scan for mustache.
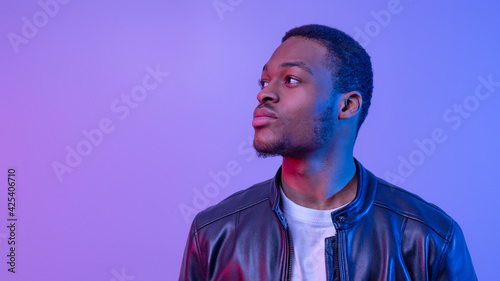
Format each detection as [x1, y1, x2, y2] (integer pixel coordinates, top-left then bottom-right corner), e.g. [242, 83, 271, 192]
[256, 104, 277, 111]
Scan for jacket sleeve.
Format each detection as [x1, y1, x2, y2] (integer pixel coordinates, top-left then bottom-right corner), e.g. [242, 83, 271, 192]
[434, 221, 477, 281]
[178, 216, 206, 281]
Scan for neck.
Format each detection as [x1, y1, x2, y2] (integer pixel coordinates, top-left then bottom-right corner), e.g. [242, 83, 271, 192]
[280, 148, 357, 210]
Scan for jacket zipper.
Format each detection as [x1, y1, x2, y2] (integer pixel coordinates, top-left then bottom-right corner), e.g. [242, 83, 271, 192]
[333, 235, 341, 281]
[284, 227, 294, 281]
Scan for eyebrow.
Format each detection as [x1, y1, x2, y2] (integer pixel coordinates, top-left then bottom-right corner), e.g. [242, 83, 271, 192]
[262, 61, 313, 75]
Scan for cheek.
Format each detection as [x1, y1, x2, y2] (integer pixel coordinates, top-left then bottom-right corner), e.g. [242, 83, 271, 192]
[280, 108, 318, 139]
[278, 86, 329, 129]
[282, 97, 317, 121]
[315, 93, 339, 118]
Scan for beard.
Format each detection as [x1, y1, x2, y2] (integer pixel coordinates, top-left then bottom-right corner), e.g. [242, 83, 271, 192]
[253, 100, 335, 158]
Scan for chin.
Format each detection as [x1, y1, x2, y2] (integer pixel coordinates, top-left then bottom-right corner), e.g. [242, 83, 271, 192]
[253, 135, 293, 158]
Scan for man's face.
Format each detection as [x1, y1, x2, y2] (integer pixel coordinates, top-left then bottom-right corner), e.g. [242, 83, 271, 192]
[253, 36, 339, 158]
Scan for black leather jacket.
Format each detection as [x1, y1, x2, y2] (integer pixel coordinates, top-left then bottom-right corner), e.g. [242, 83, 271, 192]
[179, 159, 476, 280]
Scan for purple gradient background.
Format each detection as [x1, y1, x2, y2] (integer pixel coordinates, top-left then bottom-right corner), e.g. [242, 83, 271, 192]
[1, 0, 499, 280]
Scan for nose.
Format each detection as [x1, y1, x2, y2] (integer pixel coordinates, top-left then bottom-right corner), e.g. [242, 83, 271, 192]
[257, 88, 279, 104]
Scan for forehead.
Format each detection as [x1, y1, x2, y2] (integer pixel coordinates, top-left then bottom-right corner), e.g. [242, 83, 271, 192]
[264, 36, 330, 73]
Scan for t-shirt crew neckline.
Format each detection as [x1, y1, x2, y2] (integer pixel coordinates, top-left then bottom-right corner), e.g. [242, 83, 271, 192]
[279, 187, 347, 227]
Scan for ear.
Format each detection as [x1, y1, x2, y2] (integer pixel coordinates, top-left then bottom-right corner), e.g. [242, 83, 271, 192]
[338, 91, 362, 120]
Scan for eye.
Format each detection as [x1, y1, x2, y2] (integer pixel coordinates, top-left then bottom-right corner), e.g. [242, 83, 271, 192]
[285, 76, 300, 85]
[258, 79, 269, 89]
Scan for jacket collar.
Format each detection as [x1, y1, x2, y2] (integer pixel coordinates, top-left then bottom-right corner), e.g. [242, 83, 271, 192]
[268, 157, 378, 229]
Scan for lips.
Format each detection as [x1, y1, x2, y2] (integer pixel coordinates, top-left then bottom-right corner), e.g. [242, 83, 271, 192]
[252, 107, 278, 127]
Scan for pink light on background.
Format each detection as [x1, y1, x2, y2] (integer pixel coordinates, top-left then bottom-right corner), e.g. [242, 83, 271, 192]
[0, 0, 499, 280]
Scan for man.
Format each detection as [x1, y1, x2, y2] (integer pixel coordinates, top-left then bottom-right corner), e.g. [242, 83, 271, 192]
[179, 24, 476, 280]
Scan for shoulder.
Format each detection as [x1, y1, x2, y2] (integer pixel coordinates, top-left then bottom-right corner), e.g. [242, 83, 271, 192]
[373, 177, 455, 240]
[193, 178, 273, 231]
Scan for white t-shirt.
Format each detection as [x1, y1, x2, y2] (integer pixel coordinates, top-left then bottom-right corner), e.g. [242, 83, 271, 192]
[279, 187, 346, 281]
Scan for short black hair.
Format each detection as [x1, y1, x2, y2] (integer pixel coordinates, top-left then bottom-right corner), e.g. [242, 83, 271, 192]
[282, 24, 373, 135]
